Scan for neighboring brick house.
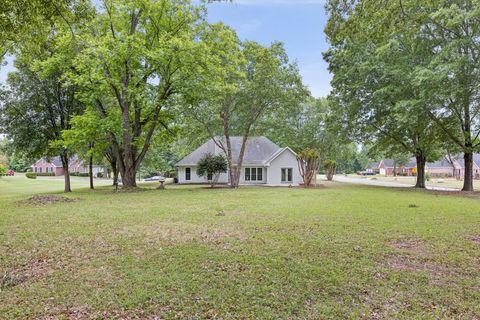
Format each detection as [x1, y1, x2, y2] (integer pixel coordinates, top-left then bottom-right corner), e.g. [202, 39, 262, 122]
[426, 156, 461, 178]
[455, 154, 480, 179]
[31, 157, 65, 175]
[31, 156, 105, 176]
[378, 158, 417, 176]
[375, 154, 480, 179]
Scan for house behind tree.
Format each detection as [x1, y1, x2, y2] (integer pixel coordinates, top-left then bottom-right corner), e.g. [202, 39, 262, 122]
[374, 154, 480, 179]
[31, 156, 105, 176]
[176, 136, 302, 186]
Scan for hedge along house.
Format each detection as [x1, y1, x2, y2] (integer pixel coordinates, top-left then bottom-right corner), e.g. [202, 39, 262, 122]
[31, 156, 105, 176]
[176, 136, 303, 186]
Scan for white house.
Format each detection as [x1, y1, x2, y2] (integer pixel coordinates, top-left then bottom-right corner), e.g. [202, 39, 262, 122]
[176, 136, 303, 186]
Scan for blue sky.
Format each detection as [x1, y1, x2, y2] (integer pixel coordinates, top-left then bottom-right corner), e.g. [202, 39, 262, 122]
[0, 0, 331, 97]
[205, 0, 331, 97]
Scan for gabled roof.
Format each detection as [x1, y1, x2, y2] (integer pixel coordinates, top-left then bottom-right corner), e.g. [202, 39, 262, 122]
[366, 161, 380, 169]
[32, 155, 82, 168]
[427, 157, 456, 168]
[176, 136, 283, 166]
[381, 157, 416, 168]
[455, 153, 480, 168]
[264, 147, 297, 165]
[33, 156, 63, 167]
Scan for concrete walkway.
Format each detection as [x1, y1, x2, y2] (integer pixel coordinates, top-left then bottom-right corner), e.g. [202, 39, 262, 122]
[331, 175, 460, 191]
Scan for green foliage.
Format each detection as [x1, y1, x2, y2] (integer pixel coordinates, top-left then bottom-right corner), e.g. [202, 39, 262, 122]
[184, 23, 307, 187]
[25, 172, 37, 179]
[196, 153, 227, 186]
[64, 0, 205, 187]
[324, 160, 337, 181]
[34, 173, 55, 177]
[324, 0, 458, 188]
[70, 172, 89, 177]
[0, 163, 7, 176]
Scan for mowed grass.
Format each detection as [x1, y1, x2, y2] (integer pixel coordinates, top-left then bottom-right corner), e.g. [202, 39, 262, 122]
[1, 176, 480, 319]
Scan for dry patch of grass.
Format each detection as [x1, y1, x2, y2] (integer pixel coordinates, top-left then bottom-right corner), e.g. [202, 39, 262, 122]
[383, 238, 463, 283]
[17, 194, 78, 205]
[468, 235, 480, 245]
[1, 256, 60, 291]
[119, 222, 248, 247]
[41, 305, 170, 320]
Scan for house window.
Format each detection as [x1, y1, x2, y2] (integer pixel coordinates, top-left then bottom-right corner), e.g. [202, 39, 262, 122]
[39, 167, 42, 173]
[207, 173, 213, 181]
[185, 168, 191, 181]
[281, 168, 293, 183]
[34, 167, 37, 173]
[245, 168, 263, 182]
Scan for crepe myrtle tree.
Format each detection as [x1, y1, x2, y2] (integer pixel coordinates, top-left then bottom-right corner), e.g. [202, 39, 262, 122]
[196, 153, 227, 188]
[297, 148, 320, 187]
[324, 160, 337, 181]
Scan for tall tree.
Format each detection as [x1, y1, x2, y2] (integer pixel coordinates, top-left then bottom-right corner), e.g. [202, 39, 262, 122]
[411, 1, 480, 191]
[324, 0, 443, 188]
[185, 24, 307, 187]
[67, 0, 205, 188]
[0, 63, 84, 192]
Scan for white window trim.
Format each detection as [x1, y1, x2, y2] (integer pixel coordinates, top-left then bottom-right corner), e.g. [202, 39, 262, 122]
[245, 167, 263, 182]
[281, 168, 293, 183]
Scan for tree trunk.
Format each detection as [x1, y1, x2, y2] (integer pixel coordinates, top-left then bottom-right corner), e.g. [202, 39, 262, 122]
[393, 161, 397, 177]
[414, 154, 426, 188]
[122, 163, 137, 188]
[232, 135, 249, 188]
[89, 154, 94, 190]
[462, 151, 474, 191]
[112, 163, 119, 186]
[60, 154, 71, 193]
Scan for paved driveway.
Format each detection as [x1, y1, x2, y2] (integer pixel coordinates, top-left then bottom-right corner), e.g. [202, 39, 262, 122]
[330, 175, 460, 191]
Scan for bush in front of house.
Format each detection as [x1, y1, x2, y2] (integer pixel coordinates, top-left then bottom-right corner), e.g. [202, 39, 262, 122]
[70, 172, 89, 177]
[196, 153, 227, 188]
[35, 173, 55, 177]
[26, 172, 37, 179]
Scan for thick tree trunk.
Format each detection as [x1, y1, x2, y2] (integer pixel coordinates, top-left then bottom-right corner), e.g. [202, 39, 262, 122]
[122, 163, 137, 188]
[414, 154, 426, 188]
[462, 151, 474, 191]
[89, 155, 94, 190]
[60, 154, 71, 193]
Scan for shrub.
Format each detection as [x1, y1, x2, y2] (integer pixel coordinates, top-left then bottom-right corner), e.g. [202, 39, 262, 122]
[96, 172, 104, 178]
[26, 172, 37, 179]
[70, 172, 89, 177]
[196, 153, 227, 187]
[0, 164, 6, 177]
[35, 173, 55, 177]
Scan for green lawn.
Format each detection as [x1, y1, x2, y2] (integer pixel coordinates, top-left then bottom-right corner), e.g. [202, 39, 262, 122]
[1, 176, 480, 319]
